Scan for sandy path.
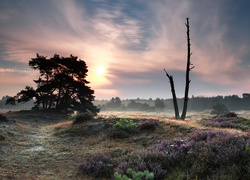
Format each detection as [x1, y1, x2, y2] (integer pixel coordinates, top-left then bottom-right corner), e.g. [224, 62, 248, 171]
[0, 113, 83, 180]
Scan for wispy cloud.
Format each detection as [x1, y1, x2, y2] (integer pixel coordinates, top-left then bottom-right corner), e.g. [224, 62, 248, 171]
[0, 0, 250, 99]
[0, 68, 14, 72]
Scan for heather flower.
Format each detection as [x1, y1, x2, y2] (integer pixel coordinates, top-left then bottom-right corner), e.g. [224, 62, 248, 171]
[79, 153, 113, 178]
[139, 119, 160, 130]
[187, 130, 250, 179]
[115, 149, 167, 179]
[201, 117, 248, 131]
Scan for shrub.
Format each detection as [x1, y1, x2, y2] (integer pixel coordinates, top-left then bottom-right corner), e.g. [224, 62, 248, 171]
[115, 130, 250, 179]
[72, 112, 93, 124]
[110, 118, 137, 138]
[201, 117, 249, 131]
[139, 119, 160, 131]
[68, 114, 77, 120]
[211, 103, 229, 115]
[187, 130, 250, 179]
[114, 117, 136, 130]
[114, 168, 154, 180]
[222, 112, 238, 118]
[79, 153, 114, 178]
[115, 150, 167, 179]
[0, 114, 9, 123]
[235, 118, 250, 129]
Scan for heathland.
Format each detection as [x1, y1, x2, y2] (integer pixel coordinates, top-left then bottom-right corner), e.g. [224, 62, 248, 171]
[0, 110, 250, 179]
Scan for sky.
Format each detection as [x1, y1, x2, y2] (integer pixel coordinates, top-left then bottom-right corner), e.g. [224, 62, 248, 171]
[0, 0, 250, 100]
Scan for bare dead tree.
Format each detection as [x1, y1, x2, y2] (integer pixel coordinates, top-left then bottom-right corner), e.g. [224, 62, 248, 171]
[164, 18, 194, 120]
[181, 18, 195, 120]
[164, 69, 180, 119]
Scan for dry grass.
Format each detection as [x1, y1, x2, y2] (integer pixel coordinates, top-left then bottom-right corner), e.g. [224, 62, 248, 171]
[0, 110, 249, 179]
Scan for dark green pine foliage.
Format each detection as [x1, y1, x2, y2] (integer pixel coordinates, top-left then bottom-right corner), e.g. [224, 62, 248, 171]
[7, 54, 99, 114]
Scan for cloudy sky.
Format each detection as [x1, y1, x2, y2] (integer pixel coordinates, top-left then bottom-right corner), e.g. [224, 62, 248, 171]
[0, 0, 250, 100]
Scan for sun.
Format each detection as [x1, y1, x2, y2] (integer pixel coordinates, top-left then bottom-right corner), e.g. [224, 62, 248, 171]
[96, 65, 105, 78]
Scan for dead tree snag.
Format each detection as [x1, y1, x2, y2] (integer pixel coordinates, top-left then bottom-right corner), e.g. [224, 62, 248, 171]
[164, 18, 194, 120]
[181, 18, 194, 120]
[164, 69, 180, 120]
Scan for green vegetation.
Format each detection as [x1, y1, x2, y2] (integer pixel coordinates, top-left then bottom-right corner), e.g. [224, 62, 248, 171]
[114, 168, 154, 180]
[110, 118, 138, 139]
[211, 102, 229, 115]
[114, 117, 136, 130]
[5, 54, 99, 114]
[72, 112, 94, 124]
[235, 117, 250, 128]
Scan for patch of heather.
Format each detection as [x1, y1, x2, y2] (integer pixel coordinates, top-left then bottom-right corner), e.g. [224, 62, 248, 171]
[0, 114, 10, 123]
[187, 130, 250, 179]
[79, 153, 114, 178]
[115, 149, 167, 179]
[201, 116, 249, 131]
[139, 119, 160, 131]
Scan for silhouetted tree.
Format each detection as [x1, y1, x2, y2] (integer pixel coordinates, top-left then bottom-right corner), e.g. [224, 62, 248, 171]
[127, 100, 153, 111]
[211, 103, 229, 115]
[243, 93, 250, 110]
[6, 54, 99, 114]
[164, 70, 180, 119]
[106, 97, 122, 108]
[155, 98, 165, 109]
[164, 18, 194, 120]
[181, 18, 195, 120]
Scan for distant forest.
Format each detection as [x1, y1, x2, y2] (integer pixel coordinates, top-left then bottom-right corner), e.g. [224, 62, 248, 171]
[95, 93, 250, 112]
[1, 93, 250, 112]
[0, 96, 34, 111]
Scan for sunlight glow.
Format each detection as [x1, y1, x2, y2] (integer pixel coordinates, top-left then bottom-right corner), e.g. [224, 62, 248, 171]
[96, 65, 105, 78]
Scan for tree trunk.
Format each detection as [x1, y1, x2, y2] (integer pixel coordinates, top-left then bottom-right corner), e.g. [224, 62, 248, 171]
[164, 18, 194, 120]
[164, 69, 180, 120]
[181, 18, 194, 120]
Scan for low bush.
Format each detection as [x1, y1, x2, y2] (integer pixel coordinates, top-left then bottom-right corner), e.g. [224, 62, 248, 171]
[115, 150, 168, 179]
[187, 130, 250, 179]
[110, 118, 138, 139]
[114, 168, 154, 180]
[72, 112, 94, 124]
[139, 119, 160, 131]
[222, 112, 238, 117]
[114, 117, 136, 130]
[79, 153, 114, 178]
[0, 114, 9, 123]
[211, 103, 229, 115]
[235, 118, 250, 129]
[114, 130, 250, 179]
[201, 117, 249, 131]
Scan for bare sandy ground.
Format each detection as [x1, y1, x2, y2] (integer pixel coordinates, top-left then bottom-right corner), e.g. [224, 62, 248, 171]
[0, 111, 86, 180]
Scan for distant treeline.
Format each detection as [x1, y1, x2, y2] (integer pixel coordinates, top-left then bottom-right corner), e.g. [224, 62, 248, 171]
[95, 93, 250, 112]
[1, 93, 250, 112]
[0, 96, 34, 111]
